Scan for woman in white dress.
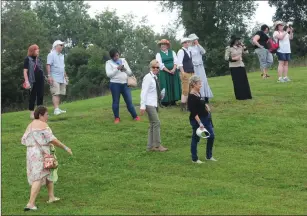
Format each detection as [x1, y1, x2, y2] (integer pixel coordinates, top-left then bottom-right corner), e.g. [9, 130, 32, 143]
[188, 34, 213, 103]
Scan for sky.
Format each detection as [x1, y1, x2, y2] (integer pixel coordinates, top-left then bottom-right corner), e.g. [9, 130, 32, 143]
[86, 1, 276, 39]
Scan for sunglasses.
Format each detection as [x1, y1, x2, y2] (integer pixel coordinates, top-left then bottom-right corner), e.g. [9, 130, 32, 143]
[151, 67, 159, 69]
[59, 44, 63, 47]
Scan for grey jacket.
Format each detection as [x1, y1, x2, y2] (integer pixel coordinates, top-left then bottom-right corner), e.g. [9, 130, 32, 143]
[28, 56, 44, 85]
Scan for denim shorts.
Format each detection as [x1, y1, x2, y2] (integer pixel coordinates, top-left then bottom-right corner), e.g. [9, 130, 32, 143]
[276, 52, 291, 61]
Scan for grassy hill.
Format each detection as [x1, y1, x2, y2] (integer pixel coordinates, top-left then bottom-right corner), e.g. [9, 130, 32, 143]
[2, 67, 307, 215]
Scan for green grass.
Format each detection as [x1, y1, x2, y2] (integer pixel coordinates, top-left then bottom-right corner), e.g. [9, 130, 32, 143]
[2, 67, 307, 215]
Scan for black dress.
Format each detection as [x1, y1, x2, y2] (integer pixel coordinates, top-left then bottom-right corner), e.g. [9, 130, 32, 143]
[230, 67, 252, 100]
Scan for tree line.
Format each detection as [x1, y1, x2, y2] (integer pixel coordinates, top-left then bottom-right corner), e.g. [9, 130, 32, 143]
[1, 0, 306, 112]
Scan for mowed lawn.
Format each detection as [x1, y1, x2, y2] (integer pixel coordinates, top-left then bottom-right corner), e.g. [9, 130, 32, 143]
[2, 67, 307, 215]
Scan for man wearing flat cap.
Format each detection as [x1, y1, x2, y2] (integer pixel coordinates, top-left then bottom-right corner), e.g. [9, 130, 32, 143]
[47, 40, 68, 116]
[177, 37, 194, 111]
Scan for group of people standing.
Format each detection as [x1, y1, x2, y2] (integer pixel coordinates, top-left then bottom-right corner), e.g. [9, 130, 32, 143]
[20, 21, 294, 211]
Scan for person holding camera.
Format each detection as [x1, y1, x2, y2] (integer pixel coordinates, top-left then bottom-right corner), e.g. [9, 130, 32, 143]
[225, 35, 252, 100]
[273, 21, 294, 83]
[105, 48, 140, 124]
[253, 24, 273, 79]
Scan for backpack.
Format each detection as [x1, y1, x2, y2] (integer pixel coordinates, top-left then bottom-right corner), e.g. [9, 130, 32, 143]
[267, 38, 279, 53]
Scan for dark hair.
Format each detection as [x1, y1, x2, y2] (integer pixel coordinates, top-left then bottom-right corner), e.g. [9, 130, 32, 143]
[261, 24, 269, 31]
[109, 48, 119, 59]
[34, 106, 48, 119]
[229, 35, 240, 47]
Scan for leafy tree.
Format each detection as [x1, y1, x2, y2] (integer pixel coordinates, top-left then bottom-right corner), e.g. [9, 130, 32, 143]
[161, 0, 257, 76]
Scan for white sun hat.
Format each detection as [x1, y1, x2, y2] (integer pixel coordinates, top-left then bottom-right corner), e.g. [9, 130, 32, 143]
[196, 127, 211, 139]
[274, 21, 285, 29]
[181, 37, 191, 44]
[52, 40, 65, 48]
[188, 33, 199, 41]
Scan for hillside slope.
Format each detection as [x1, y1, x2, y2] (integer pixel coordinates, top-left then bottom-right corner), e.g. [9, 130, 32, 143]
[2, 67, 307, 215]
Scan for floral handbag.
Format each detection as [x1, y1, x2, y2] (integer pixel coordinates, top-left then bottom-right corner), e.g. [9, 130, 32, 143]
[31, 125, 58, 169]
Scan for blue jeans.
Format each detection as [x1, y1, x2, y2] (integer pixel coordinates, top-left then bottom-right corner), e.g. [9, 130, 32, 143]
[190, 114, 215, 161]
[109, 82, 137, 119]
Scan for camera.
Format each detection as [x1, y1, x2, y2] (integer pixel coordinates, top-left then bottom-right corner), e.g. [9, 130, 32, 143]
[283, 22, 293, 32]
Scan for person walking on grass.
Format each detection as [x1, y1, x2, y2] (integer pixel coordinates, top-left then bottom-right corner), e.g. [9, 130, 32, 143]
[23, 44, 45, 119]
[140, 59, 168, 152]
[21, 106, 72, 211]
[273, 21, 294, 83]
[188, 75, 216, 164]
[47, 40, 69, 116]
[105, 48, 140, 124]
[253, 24, 274, 79]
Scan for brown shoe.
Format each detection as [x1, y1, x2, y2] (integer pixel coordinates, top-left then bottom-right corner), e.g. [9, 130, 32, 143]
[157, 145, 168, 152]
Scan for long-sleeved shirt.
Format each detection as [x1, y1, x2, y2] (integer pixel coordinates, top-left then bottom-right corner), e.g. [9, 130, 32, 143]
[190, 45, 206, 66]
[155, 50, 178, 70]
[177, 47, 191, 67]
[105, 58, 132, 84]
[140, 71, 158, 109]
[224, 45, 248, 68]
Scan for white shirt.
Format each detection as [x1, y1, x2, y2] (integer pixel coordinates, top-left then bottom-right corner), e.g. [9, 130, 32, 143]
[140, 72, 157, 109]
[190, 45, 206, 66]
[105, 58, 132, 84]
[177, 47, 191, 67]
[155, 50, 178, 70]
[273, 31, 291, 53]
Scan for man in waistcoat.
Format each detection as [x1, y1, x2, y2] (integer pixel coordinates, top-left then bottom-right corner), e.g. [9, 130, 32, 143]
[177, 38, 194, 111]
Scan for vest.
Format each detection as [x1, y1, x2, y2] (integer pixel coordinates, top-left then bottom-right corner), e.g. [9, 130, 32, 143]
[28, 56, 44, 84]
[182, 49, 194, 73]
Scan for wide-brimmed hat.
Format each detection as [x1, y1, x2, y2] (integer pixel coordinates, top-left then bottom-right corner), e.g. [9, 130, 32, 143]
[188, 33, 199, 41]
[274, 21, 285, 28]
[157, 39, 170, 46]
[181, 37, 191, 44]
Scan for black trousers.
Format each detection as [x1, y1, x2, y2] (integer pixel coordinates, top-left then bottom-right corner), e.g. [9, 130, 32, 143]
[230, 67, 252, 100]
[29, 80, 44, 111]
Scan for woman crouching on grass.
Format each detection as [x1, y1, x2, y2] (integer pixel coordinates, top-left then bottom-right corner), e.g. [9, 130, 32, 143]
[21, 106, 72, 211]
[188, 75, 216, 164]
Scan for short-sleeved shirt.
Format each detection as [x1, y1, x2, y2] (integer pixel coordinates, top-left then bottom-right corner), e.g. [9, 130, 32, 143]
[273, 31, 291, 53]
[254, 31, 269, 49]
[47, 51, 65, 83]
[24, 56, 44, 81]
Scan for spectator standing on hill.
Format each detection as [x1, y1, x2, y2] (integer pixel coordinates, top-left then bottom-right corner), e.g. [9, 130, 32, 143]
[188, 75, 216, 164]
[253, 24, 273, 79]
[105, 48, 140, 124]
[140, 59, 168, 152]
[225, 35, 252, 100]
[46, 40, 68, 116]
[273, 21, 294, 83]
[23, 44, 45, 119]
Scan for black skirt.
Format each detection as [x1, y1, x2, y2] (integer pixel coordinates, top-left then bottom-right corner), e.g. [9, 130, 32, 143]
[230, 67, 252, 100]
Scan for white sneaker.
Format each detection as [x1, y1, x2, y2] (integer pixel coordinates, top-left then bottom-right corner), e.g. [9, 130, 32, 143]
[206, 157, 218, 162]
[192, 160, 204, 164]
[59, 109, 66, 113]
[283, 77, 291, 82]
[54, 108, 62, 116]
[277, 77, 285, 83]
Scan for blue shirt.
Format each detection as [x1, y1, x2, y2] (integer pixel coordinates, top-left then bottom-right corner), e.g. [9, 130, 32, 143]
[47, 51, 65, 83]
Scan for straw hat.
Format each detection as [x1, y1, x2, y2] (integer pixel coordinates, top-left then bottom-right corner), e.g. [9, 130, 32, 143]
[274, 21, 285, 29]
[188, 33, 199, 41]
[157, 39, 170, 46]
